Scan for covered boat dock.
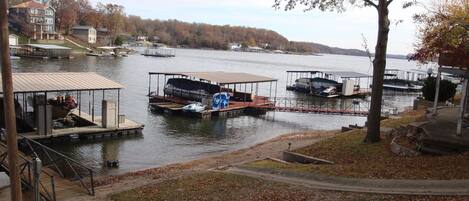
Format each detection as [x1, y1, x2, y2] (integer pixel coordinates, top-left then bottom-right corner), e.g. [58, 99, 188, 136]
[286, 70, 372, 98]
[14, 44, 72, 59]
[148, 71, 278, 119]
[0, 72, 143, 142]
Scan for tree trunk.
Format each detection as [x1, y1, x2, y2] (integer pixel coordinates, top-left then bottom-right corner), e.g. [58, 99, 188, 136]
[364, 0, 390, 143]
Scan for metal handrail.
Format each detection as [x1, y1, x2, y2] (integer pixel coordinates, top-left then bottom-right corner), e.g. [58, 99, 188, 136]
[0, 142, 56, 201]
[17, 134, 95, 196]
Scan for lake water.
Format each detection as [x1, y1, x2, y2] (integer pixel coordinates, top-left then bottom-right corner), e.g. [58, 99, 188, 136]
[9, 49, 427, 175]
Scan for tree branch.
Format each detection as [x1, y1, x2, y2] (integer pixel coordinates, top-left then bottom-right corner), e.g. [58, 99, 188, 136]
[363, 0, 378, 9]
[387, 0, 394, 7]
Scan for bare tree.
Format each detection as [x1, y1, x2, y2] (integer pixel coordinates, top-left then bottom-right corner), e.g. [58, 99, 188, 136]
[274, 0, 410, 143]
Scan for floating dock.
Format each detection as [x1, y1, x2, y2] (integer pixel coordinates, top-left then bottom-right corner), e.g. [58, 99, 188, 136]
[148, 71, 278, 119]
[0, 72, 144, 143]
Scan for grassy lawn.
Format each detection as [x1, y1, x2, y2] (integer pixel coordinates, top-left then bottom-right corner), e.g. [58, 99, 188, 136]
[110, 172, 463, 201]
[245, 111, 469, 180]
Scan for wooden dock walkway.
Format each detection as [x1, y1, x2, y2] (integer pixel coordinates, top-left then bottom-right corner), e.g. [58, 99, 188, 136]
[21, 110, 143, 142]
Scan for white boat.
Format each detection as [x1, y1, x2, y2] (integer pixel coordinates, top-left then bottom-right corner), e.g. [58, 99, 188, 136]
[317, 86, 340, 98]
[182, 103, 206, 113]
[10, 56, 20, 60]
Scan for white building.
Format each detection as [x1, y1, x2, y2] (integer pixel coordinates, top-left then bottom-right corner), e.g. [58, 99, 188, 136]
[72, 26, 97, 44]
[9, 34, 19, 46]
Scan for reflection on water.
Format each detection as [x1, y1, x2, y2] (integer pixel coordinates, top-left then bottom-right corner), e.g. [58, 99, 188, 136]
[9, 49, 425, 175]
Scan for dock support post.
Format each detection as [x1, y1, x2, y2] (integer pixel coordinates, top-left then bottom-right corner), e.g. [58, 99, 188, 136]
[44, 92, 48, 136]
[117, 89, 120, 128]
[274, 81, 278, 107]
[78, 91, 81, 116]
[92, 90, 95, 122]
[433, 68, 441, 115]
[157, 74, 160, 96]
[148, 74, 151, 96]
[269, 81, 272, 103]
[457, 78, 468, 136]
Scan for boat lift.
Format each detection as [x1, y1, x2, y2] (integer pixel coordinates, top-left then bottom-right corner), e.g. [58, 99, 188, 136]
[286, 70, 372, 98]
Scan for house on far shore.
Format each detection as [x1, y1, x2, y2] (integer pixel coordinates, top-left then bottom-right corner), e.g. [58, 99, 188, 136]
[9, 34, 19, 46]
[71, 26, 97, 44]
[96, 27, 110, 45]
[8, 0, 56, 40]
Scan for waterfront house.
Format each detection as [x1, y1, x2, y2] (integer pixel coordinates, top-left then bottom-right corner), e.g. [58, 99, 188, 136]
[8, 0, 56, 40]
[9, 34, 19, 46]
[72, 26, 97, 44]
[96, 27, 111, 45]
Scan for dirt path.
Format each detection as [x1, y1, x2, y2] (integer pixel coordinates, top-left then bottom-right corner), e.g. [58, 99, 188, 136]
[67, 130, 336, 201]
[225, 167, 469, 196]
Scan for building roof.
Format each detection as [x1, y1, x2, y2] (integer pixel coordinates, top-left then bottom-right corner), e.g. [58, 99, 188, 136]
[25, 44, 72, 50]
[149, 71, 277, 85]
[11, 1, 47, 9]
[0, 72, 124, 93]
[72, 26, 95, 30]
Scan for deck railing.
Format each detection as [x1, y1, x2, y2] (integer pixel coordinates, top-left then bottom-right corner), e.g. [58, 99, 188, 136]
[0, 141, 57, 201]
[16, 134, 95, 196]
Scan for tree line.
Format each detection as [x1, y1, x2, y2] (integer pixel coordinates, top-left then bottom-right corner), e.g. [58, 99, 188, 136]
[8, 0, 327, 51]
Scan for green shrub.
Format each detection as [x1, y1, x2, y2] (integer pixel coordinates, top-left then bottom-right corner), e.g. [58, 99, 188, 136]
[422, 77, 457, 102]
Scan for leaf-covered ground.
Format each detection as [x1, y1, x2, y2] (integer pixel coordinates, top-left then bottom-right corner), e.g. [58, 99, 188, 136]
[246, 111, 469, 180]
[110, 172, 466, 201]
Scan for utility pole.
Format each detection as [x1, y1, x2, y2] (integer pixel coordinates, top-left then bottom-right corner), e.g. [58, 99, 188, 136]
[0, 0, 23, 200]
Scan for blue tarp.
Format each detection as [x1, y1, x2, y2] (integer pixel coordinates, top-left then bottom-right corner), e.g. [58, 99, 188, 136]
[212, 92, 230, 110]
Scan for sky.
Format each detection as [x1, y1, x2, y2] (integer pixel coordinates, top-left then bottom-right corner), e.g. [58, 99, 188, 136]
[89, 0, 431, 55]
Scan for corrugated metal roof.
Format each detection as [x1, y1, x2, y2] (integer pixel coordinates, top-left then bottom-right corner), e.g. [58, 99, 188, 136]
[286, 70, 371, 78]
[323, 71, 371, 78]
[0, 73, 124, 93]
[149, 71, 277, 84]
[25, 44, 72, 50]
[72, 26, 94, 30]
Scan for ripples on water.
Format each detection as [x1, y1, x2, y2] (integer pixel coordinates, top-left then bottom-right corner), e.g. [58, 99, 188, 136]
[10, 49, 430, 175]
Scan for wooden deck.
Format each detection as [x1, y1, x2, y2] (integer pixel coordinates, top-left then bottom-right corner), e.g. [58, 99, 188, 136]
[149, 95, 273, 119]
[21, 111, 143, 141]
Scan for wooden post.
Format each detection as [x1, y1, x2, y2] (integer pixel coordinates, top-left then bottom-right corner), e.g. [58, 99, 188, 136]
[433, 68, 442, 115]
[0, 0, 23, 200]
[457, 78, 469, 136]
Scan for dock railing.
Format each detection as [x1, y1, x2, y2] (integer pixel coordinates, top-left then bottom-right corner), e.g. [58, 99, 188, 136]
[17, 134, 95, 196]
[267, 97, 370, 116]
[0, 141, 57, 201]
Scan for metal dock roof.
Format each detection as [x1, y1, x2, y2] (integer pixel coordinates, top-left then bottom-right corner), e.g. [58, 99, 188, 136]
[286, 70, 371, 78]
[0, 72, 124, 93]
[25, 44, 72, 50]
[149, 71, 277, 84]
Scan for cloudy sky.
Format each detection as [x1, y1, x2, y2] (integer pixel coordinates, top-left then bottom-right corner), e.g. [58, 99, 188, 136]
[90, 0, 431, 55]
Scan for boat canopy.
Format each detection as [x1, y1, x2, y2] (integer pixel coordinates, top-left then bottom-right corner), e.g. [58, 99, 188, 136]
[149, 71, 278, 85]
[286, 70, 371, 79]
[0, 72, 124, 93]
